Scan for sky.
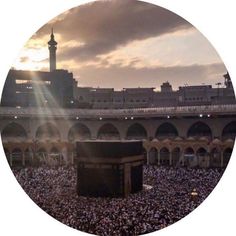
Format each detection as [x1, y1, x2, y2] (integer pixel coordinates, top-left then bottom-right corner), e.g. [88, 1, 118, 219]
[13, 0, 227, 90]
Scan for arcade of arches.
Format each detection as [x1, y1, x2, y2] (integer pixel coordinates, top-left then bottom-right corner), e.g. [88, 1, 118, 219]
[1, 120, 235, 168]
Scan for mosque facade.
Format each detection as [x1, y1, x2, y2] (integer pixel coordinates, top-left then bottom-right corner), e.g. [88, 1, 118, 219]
[0, 32, 235, 168]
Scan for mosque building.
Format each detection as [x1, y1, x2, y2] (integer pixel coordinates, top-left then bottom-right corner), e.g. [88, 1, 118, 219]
[0, 32, 235, 168]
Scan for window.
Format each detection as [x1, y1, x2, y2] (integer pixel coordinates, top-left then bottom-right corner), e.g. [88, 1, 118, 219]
[16, 80, 29, 84]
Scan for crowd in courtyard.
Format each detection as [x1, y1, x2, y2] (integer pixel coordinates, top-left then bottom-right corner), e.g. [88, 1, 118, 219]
[13, 165, 224, 235]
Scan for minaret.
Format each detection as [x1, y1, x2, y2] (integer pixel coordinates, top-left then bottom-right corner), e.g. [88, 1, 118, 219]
[48, 28, 57, 72]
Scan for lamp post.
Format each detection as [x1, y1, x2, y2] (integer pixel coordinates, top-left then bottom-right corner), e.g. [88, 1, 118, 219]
[190, 188, 199, 203]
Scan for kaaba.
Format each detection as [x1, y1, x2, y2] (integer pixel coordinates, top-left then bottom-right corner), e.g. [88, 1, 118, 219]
[76, 140, 144, 198]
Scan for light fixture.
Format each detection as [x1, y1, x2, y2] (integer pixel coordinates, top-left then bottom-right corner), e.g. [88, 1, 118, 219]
[199, 114, 203, 118]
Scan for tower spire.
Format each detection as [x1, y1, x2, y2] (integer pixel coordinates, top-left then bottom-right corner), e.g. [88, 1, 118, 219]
[48, 28, 57, 72]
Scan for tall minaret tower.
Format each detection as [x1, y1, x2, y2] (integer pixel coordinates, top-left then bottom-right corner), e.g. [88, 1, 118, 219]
[48, 28, 57, 72]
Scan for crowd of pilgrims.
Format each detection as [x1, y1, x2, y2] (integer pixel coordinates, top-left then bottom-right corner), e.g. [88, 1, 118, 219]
[13, 165, 224, 235]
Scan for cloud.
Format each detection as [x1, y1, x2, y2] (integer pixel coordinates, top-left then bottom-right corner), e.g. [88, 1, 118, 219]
[34, 0, 192, 61]
[73, 62, 226, 89]
[19, 56, 30, 63]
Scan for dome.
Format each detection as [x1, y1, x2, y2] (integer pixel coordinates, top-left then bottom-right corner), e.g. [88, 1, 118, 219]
[199, 137, 209, 141]
[212, 138, 221, 145]
[225, 138, 234, 143]
[174, 136, 183, 141]
[187, 137, 195, 141]
[162, 138, 170, 143]
[152, 138, 159, 142]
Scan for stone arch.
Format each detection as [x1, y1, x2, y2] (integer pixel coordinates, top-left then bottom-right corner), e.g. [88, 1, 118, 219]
[1, 122, 27, 142]
[172, 147, 181, 166]
[4, 147, 10, 156]
[148, 147, 158, 165]
[210, 148, 221, 167]
[196, 147, 208, 168]
[97, 123, 120, 140]
[49, 147, 62, 165]
[155, 122, 178, 139]
[126, 123, 147, 140]
[50, 146, 60, 154]
[187, 121, 212, 139]
[24, 148, 32, 166]
[160, 147, 170, 166]
[36, 147, 47, 164]
[223, 147, 233, 167]
[184, 147, 195, 167]
[68, 123, 91, 142]
[4, 147, 10, 163]
[12, 147, 23, 166]
[36, 122, 60, 141]
[142, 147, 148, 164]
[222, 121, 236, 141]
[196, 147, 207, 156]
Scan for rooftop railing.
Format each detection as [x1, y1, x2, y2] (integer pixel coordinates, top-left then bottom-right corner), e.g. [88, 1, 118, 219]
[0, 104, 236, 119]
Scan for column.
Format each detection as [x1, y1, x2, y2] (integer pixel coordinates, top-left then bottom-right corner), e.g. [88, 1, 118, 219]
[169, 151, 172, 166]
[207, 152, 210, 168]
[180, 152, 184, 166]
[71, 151, 75, 165]
[146, 151, 150, 165]
[220, 151, 224, 168]
[10, 152, 13, 167]
[22, 152, 25, 166]
[157, 150, 160, 166]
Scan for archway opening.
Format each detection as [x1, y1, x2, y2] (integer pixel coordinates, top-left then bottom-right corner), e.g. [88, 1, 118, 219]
[187, 122, 212, 140]
[223, 148, 232, 167]
[172, 147, 181, 166]
[12, 148, 23, 166]
[1, 122, 27, 142]
[142, 148, 147, 164]
[196, 147, 208, 167]
[68, 123, 91, 142]
[148, 147, 158, 165]
[222, 121, 236, 141]
[126, 123, 147, 140]
[49, 147, 62, 165]
[160, 147, 170, 166]
[155, 123, 178, 140]
[4, 148, 10, 164]
[36, 123, 60, 141]
[184, 147, 195, 167]
[210, 148, 221, 167]
[24, 148, 32, 166]
[36, 148, 47, 164]
[97, 123, 120, 140]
